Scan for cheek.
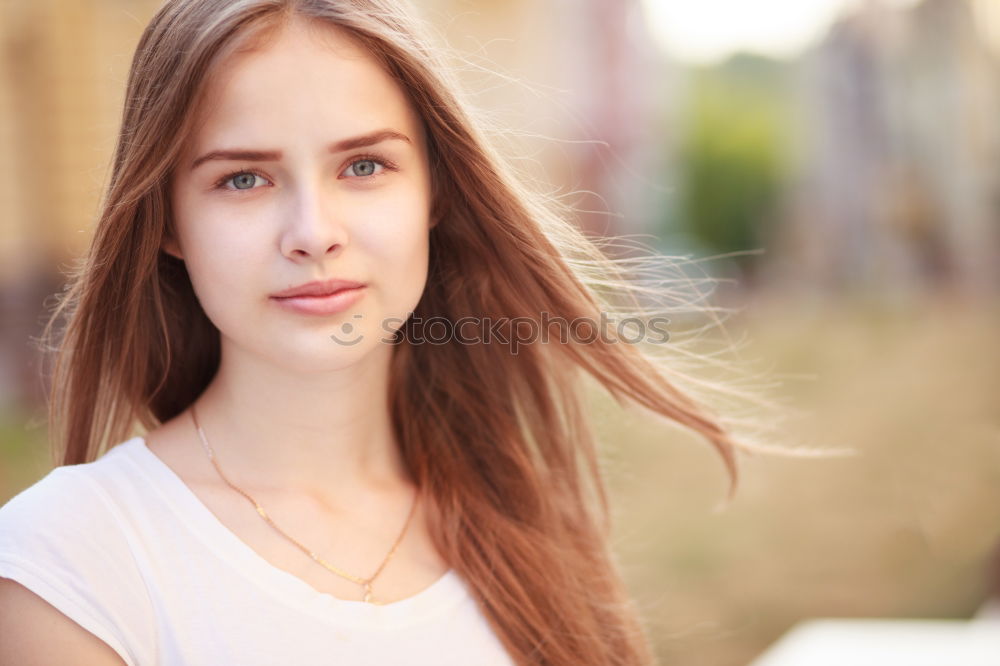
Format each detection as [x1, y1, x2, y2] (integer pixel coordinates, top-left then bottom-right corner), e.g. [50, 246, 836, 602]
[174, 205, 266, 321]
[356, 187, 430, 270]
[353, 188, 431, 317]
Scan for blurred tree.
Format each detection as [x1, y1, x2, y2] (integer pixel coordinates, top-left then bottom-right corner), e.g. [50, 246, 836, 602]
[674, 53, 792, 284]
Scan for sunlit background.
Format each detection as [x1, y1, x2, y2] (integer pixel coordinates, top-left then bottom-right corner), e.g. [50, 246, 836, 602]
[1, 1, 998, 664]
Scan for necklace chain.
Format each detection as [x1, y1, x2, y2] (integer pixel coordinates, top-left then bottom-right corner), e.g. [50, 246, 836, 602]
[189, 405, 418, 605]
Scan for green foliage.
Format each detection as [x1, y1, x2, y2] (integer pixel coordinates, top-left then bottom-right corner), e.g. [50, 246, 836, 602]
[674, 53, 793, 273]
[0, 406, 50, 502]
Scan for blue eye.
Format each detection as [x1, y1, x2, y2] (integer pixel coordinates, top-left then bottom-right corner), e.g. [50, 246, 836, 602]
[231, 172, 261, 189]
[348, 159, 383, 178]
[216, 169, 270, 191]
[342, 152, 400, 180]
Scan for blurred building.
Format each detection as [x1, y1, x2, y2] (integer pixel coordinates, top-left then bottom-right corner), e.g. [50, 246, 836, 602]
[0, 0, 161, 409]
[770, 0, 1000, 299]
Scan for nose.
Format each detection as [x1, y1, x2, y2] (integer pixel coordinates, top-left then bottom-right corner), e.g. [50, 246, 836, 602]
[279, 179, 348, 260]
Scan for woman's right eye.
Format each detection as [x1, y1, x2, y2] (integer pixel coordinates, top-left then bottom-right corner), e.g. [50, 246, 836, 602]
[215, 169, 271, 192]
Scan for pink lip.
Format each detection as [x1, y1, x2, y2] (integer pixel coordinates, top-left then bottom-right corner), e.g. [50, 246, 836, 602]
[270, 280, 367, 316]
[270, 279, 366, 299]
[271, 286, 366, 316]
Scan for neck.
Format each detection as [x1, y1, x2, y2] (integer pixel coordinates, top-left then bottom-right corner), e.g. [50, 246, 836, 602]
[186, 339, 411, 506]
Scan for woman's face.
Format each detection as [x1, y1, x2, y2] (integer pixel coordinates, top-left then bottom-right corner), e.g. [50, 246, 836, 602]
[167, 18, 432, 373]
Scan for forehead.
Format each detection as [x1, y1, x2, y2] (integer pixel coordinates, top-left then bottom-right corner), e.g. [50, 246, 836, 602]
[187, 18, 419, 149]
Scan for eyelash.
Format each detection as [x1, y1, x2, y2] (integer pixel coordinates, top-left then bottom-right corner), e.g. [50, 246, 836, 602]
[212, 152, 398, 192]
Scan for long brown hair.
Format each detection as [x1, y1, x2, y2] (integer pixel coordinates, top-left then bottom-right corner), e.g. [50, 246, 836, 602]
[37, 1, 794, 663]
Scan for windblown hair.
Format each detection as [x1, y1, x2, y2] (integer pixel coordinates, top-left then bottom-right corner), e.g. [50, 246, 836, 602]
[37, 0, 790, 663]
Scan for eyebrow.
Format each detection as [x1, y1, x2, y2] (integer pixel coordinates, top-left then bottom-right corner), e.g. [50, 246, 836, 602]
[190, 128, 412, 171]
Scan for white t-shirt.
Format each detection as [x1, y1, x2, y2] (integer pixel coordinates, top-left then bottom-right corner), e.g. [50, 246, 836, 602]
[0, 436, 515, 665]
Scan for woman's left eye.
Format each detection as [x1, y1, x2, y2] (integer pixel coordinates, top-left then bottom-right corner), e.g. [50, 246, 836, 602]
[343, 156, 395, 179]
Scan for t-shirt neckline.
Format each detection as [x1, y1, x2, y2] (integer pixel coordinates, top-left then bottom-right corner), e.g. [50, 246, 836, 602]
[113, 435, 464, 629]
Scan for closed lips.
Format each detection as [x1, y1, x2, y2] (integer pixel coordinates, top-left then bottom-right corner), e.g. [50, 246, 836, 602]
[271, 280, 366, 298]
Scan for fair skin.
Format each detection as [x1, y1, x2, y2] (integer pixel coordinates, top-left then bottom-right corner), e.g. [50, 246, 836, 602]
[146, 17, 447, 602]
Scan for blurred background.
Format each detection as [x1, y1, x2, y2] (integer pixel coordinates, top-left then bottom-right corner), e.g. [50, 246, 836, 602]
[1, 0, 998, 663]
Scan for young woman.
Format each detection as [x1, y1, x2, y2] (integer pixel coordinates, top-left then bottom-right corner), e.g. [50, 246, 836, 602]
[0, 1, 778, 664]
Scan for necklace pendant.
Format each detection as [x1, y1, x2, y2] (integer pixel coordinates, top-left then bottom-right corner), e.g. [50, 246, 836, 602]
[190, 406, 416, 614]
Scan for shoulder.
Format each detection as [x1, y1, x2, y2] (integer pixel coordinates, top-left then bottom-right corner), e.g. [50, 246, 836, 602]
[0, 444, 156, 666]
[0, 576, 129, 665]
[0, 465, 95, 546]
[0, 441, 151, 584]
[0, 449, 131, 551]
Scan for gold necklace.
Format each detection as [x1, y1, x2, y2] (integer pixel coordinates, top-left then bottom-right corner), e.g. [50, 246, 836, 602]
[189, 405, 418, 605]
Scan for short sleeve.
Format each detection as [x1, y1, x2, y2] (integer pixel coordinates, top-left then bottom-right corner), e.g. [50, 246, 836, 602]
[0, 466, 156, 666]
